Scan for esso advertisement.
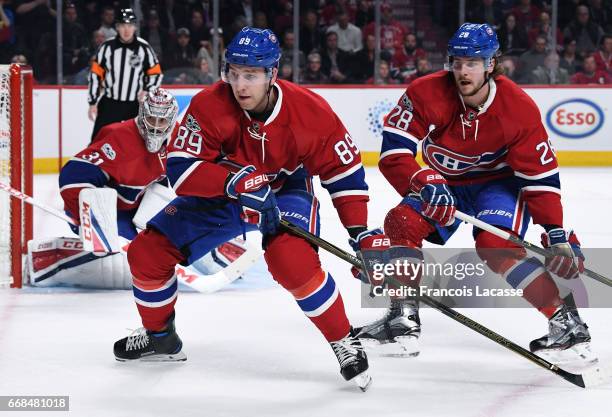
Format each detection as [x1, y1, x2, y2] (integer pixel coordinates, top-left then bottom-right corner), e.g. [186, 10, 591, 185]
[546, 99, 604, 139]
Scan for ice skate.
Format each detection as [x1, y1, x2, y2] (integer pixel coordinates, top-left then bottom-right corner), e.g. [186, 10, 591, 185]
[114, 313, 186, 362]
[530, 304, 597, 365]
[356, 298, 421, 357]
[330, 328, 372, 392]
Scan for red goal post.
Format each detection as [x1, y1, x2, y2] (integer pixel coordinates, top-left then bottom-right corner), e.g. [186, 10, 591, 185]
[0, 64, 34, 288]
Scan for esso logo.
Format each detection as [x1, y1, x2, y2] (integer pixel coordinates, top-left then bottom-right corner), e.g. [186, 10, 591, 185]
[546, 99, 604, 139]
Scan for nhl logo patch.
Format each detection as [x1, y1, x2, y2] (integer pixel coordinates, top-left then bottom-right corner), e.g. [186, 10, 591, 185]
[101, 143, 116, 160]
[185, 114, 201, 132]
[466, 111, 477, 121]
[252, 122, 260, 132]
[129, 54, 142, 68]
[401, 94, 413, 111]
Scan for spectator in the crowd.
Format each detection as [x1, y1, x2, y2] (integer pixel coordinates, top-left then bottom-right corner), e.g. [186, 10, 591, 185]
[392, 33, 426, 80]
[563, 5, 604, 59]
[467, 0, 504, 27]
[280, 29, 305, 72]
[253, 10, 268, 29]
[571, 54, 612, 84]
[300, 9, 323, 56]
[166, 27, 196, 70]
[518, 34, 548, 81]
[279, 61, 294, 81]
[189, 9, 210, 50]
[300, 52, 329, 83]
[404, 56, 433, 84]
[80, 0, 99, 34]
[352, 33, 392, 82]
[588, 0, 609, 30]
[498, 13, 529, 56]
[355, 0, 374, 28]
[273, 0, 293, 36]
[367, 59, 398, 84]
[528, 12, 563, 51]
[320, 0, 357, 27]
[326, 11, 362, 54]
[230, 0, 255, 27]
[500, 56, 519, 81]
[593, 34, 612, 75]
[14, 0, 57, 55]
[0, 0, 16, 63]
[560, 37, 582, 75]
[196, 40, 219, 81]
[511, 0, 541, 31]
[98, 6, 117, 40]
[363, 3, 407, 55]
[320, 30, 352, 84]
[193, 56, 214, 84]
[528, 51, 569, 84]
[62, 3, 88, 76]
[141, 9, 170, 65]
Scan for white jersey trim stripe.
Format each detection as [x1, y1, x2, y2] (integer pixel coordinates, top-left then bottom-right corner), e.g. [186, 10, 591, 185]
[172, 160, 203, 191]
[521, 185, 561, 194]
[379, 148, 414, 160]
[514, 167, 559, 180]
[329, 190, 369, 199]
[320, 163, 363, 185]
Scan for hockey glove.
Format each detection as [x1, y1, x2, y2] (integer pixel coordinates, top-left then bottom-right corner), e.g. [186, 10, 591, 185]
[409, 168, 456, 226]
[541, 228, 585, 280]
[226, 165, 280, 235]
[349, 228, 390, 286]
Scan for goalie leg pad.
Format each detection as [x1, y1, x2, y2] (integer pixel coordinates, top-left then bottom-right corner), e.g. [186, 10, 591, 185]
[265, 232, 350, 342]
[128, 228, 186, 331]
[475, 230, 562, 316]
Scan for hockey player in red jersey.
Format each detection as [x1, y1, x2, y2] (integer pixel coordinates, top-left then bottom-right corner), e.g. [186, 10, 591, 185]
[113, 27, 374, 390]
[59, 88, 177, 240]
[361, 23, 593, 363]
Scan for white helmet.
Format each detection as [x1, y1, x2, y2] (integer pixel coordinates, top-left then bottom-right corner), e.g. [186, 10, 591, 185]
[137, 88, 179, 152]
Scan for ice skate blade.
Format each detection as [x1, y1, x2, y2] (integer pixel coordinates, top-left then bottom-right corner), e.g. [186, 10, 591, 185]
[536, 342, 597, 366]
[360, 336, 420, 358]
[352, 371, 372, 392]
[115, 351, 187, 362]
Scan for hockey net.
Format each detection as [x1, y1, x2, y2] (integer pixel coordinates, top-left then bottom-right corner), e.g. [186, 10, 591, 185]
[0, 64, 33, 288]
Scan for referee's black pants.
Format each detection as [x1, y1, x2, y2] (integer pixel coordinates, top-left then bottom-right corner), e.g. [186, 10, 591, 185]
[90, 97, 140, 142]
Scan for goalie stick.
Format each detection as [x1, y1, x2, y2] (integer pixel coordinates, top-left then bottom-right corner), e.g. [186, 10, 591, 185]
[453, 210, 612, 288]
[278, 219, 611, 389]
[0, 181, 262, 293]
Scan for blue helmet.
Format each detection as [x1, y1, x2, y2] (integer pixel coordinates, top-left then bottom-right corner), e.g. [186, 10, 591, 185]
[447, 23, 499, 62]
[224, 27, 281, 71]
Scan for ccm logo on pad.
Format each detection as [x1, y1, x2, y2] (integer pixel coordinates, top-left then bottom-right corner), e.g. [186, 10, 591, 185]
[546, 99, 604, 139]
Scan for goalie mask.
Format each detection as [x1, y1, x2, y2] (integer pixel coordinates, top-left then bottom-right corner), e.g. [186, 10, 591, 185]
[137, 89, 178, 153]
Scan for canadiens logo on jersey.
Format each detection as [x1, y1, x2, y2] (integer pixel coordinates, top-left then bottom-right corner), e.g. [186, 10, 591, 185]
[422, 137, 507, 176]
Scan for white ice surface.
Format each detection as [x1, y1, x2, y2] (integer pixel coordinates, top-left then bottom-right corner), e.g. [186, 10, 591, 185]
[1, 168, 612, 417]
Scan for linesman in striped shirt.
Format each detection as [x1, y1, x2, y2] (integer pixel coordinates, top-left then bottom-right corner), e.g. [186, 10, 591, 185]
[88, 8, 163, 141]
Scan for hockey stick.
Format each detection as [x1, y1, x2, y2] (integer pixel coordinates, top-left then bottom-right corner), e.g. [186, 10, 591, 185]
[0, 180, 261, 293]
[279, 218, 610, 388]
[453, 210, 612, 288]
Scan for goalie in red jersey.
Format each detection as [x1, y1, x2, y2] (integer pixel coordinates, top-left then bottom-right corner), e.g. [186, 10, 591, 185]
[358, 23, 594, 364]
[113, 27, 374, 391]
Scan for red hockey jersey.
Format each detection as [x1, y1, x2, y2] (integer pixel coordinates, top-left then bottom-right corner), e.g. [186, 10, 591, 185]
[379, 71, 563, 226]
[166, 79, 369, 228]
[59, 119, 167, 221]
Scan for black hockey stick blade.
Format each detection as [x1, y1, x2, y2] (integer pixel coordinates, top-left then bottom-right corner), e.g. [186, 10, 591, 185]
[278, 219, 611, 389]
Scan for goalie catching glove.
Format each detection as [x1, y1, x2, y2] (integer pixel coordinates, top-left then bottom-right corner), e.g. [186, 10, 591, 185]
[541, 228, 585, 280]
[225, 165, 281, 235]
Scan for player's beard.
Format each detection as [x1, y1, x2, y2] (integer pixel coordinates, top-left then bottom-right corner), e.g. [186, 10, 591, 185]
[456, 78, 481, 97]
